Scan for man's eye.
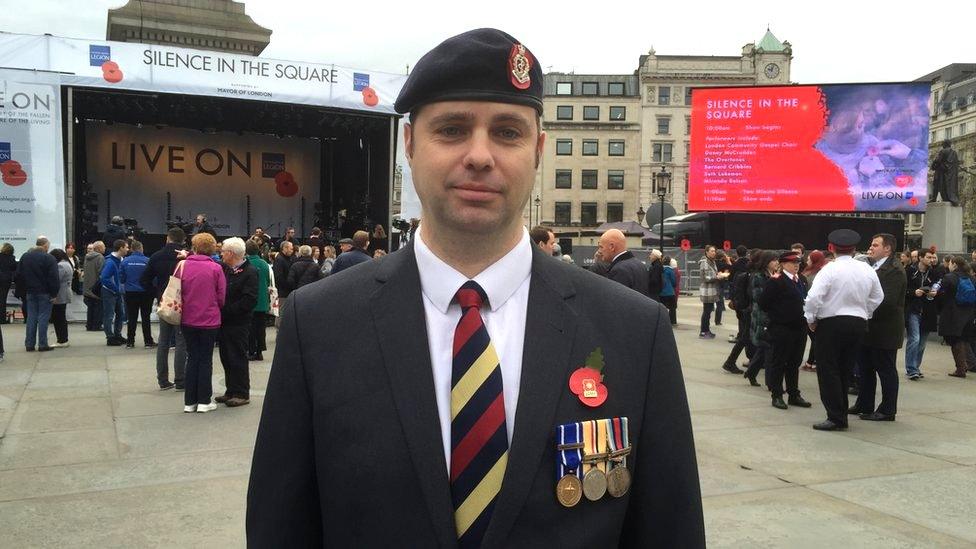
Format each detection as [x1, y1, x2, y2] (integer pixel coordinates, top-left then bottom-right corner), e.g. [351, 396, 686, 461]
[497, 128, 521, 139]
[438, 126, 463, 137]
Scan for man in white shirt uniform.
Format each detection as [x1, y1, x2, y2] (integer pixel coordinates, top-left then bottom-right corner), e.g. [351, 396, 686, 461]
[804, 229, 884, 431]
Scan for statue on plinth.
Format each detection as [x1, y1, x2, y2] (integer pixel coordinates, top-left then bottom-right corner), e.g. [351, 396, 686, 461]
[930, 141, 960, 206]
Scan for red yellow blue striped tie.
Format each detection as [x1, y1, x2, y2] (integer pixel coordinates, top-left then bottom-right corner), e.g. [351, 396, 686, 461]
[451, 281, 508, 548]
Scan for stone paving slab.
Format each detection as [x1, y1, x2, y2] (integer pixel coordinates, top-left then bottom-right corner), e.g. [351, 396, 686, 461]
[0, 447, 253, 502]
[695, 422, 954, 486]
[704, 486, 973, 548]
[0, 427, 119, 470]
[21, 369, 110, 401]
[837, 413, 976, 466]
[810, 466, 976, 544]
[6, 396, 114, 434]
[0, 475, 248, 548]
[115, 399, 263, 459]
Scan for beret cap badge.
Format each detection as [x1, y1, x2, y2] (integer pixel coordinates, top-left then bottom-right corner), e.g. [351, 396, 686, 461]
[508, 44, 532, 90]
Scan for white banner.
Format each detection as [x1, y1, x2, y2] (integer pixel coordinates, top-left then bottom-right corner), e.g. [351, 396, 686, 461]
[85, 122, 320, 237]
[0, 70, 66, 251]
[0, 32, 406, 115]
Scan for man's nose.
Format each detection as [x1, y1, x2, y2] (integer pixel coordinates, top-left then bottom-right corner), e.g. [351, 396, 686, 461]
[463, 130, 495, 171]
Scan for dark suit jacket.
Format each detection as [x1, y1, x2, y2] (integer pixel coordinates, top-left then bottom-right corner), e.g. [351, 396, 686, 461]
[246, 243, 704, 548]
[606, 251, 650, 297]
[757, 272, 808, 329]
[864, 258, 907, 350]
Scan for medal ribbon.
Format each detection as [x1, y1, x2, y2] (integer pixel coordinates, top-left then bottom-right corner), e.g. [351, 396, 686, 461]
[581, 419, 609, 474]
[608, 416, 629, 466]
[556, 422, 583, 481]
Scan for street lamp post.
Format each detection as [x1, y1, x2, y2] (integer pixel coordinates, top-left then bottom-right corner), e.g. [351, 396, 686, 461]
[654, 164, 671, 255]
[534, 195, 541, 226]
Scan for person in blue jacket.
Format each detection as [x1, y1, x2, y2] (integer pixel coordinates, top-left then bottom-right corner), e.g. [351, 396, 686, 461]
[660, 255, 679, 325]
[121, 240, 155, 349]
[100, 239, 129, 346]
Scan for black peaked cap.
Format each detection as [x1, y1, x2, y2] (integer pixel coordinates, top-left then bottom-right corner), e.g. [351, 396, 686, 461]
[828, 229, 860, 248]
[394, 28, 543, 115]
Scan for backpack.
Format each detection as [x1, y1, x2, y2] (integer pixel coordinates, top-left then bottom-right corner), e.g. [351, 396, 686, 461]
[956, 276, 976, 306]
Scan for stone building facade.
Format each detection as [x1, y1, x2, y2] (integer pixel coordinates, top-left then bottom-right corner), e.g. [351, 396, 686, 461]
[533, 30, 792, 233]
[106, 0, 271, 56]
[909, 64, 976, 249]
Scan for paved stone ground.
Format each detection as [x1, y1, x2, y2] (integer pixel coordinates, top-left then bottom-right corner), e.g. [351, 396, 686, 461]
[0, 301, 974, 547]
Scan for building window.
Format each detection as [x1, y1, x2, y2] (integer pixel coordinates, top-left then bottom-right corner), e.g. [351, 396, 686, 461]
[582, 170, 598, 189]
[945, 127, 953, 140]
[608, 82, 625, 96]
[685, 116, 691, 134]
[608, 170, 624, 190]
[934, 90, 940, 104]
[685, 87, 693, 105]
[652, 143, 673, 163]
[582, 140, 599, 156]
[609, 106, 626, 120]
[555, 202, 572, 225]
[556, 82, 573, 95]
[961, 122, 969, 135]
[583, 106, 600, 120]
[657, 117, 670, 135]
[582, 82, 599, 96]
[555, 170, 572, 189]
[685, 142, 690, 160]
[556, 106, 573, 120]
[608, 140, 625, 156]
[581, 202, 598, 226]
[658, 86, 671, 105]
[556, 139, 572, 155]
[607, 203, 623, 223]
[931, 131, 937, 142]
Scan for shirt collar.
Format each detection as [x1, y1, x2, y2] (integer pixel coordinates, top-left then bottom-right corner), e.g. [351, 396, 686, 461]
[872, 256, 888, 270]
[611, 250, 628, 263]
[415, 227, 532, 314]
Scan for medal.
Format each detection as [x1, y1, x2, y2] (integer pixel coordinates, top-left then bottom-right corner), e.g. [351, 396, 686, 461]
[555, 422, 584, 508]
[581, 419, 609, 501]
[605, 417, 632, 498]
[556, 474, 583, 507]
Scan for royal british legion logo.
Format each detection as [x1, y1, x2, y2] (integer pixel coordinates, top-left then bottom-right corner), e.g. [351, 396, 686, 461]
[89, 45, 111, 67]
[0, 143, 10, 163]
[261, 153, 285, 178]
[353, 73, 370, 92]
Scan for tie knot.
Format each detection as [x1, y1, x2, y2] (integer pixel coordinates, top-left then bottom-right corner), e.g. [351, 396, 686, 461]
[456, 280, 488, 310]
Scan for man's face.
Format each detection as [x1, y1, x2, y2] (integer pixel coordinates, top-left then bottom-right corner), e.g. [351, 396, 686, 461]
[287, 229, 295, 238]
[781, 260, 799, 275]
[404, 101, 544, 237]
[282, 243, 293, 256]
[910, 250, 919, 263]
[255, 229, 263, 237]
[597, 236, 614, 260]
[220, 249, 235, 264]
[119, 244, 129, 256]
[196, 216, 204, 225]
[540, 231, 556, 255]
[706, 247, 716, 259]
[923, 252, 937, 267]
[868, 237, 889, 261]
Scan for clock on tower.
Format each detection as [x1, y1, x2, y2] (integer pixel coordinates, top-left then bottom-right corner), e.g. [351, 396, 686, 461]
[764, 63, 780, 79]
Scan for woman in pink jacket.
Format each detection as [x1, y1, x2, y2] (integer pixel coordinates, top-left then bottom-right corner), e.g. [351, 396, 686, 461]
[179, 233, 226, 413]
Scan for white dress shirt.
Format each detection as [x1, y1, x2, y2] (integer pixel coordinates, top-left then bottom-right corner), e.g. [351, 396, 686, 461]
[414, 228, 532, 471]
[804, 255, 883, 324]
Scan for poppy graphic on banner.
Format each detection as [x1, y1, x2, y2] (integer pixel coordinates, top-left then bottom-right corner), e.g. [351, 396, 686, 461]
[723, 240, 732, 251]
[274, 171, 298, 197]
[680, 239, 691, 251]
[102, 60, 124, 83]
[1, 159, 28, 186]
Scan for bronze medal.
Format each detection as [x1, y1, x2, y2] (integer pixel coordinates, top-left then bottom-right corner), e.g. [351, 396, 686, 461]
[556, 474, 583, 508]
[582, 468, 608, 501]
[606, 465, 631, 498]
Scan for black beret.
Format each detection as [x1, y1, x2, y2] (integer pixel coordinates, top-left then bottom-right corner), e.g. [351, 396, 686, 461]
[828, 229, 860, 248]
[394, 28, 543, 115]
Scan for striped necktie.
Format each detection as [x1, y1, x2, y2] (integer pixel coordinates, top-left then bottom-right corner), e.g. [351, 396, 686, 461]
[450, 280, 508, 548]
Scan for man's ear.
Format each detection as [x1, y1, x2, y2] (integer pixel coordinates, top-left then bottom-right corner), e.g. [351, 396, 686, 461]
[404, 122, 414, 162]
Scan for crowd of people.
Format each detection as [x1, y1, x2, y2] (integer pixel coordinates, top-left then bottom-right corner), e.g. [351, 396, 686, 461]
[575, 224, 976, 430]
[0, 218, 392, 413]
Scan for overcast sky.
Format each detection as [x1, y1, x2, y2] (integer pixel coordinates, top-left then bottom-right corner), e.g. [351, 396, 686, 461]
[5, 0, 972, 83]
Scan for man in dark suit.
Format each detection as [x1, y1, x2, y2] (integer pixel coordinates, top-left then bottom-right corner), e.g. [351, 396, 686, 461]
[598, 229, 650, 297]
[247, 28, 704, 548]
[851, 233, 906, 421]
[756, 251, 812, 410]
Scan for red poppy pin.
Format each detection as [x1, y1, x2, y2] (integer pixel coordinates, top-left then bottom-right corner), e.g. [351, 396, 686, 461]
[569, 347, 607, 407]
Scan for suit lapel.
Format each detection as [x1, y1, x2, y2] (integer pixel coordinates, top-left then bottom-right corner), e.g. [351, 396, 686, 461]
[482, 249, 579, 548]
[370, 244, 457, 548]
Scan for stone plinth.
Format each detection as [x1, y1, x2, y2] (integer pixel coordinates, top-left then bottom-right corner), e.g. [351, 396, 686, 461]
[922, 201, 964, 253]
